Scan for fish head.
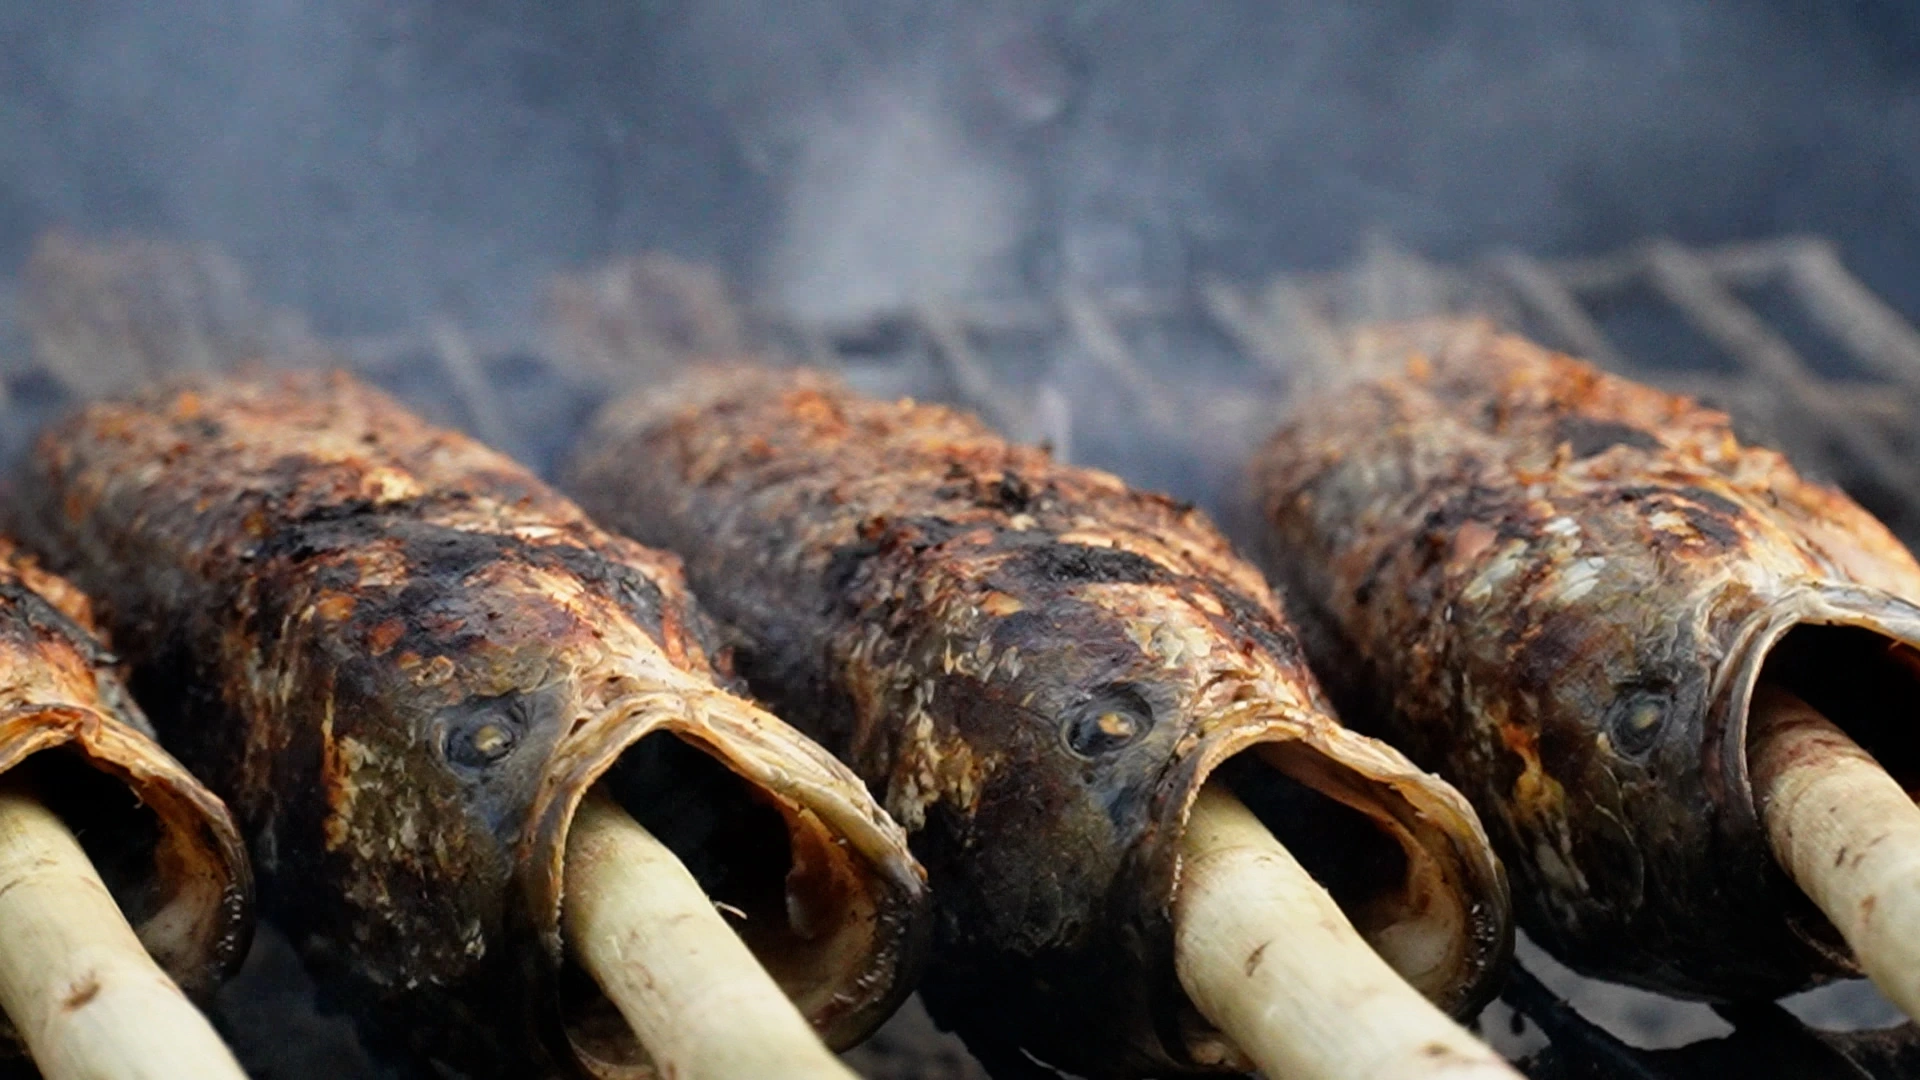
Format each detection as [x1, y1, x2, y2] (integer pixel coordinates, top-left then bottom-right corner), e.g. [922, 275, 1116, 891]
[1428, 450, 1920, 993]
[259, 518, 583, 967]
[851, 529, 1507, 1072]
[278, 514, 926, 1071]
[858, 559, 1200, 956]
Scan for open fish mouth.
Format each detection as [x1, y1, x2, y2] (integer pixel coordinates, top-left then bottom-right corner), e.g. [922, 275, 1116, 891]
[521, 676, 929, 1077]
[1159, 708, 1514, 1021]
[0, 542, 255, 1017]
[1711, 581, 1920, 965]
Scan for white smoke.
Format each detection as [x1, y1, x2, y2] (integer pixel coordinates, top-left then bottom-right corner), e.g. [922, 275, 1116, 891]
[760, 73, 1031, 323]
[0, 2, 1915, 336]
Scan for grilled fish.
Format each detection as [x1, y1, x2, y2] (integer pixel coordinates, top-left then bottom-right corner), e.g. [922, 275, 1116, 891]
[11, 370, 928, 1078]
[1249, 319, 1920, 999]
[0, 537, 252, 1054]
[565, 365, 1511, 1077]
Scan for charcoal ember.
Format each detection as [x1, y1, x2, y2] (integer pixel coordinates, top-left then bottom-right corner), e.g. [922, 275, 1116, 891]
[1249, 319, 1920, 1000]
[565, 365, 1511, 1077]
[10, 370, 928, 1079]
[0, 538, 252, 1056]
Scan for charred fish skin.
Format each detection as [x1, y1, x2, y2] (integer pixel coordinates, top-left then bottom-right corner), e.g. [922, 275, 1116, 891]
[12, 370, 929, 1079]
[0, 539, 252, 1053]
[567, 366, 1512, 1078]
[1250, 320, 1920, 1000]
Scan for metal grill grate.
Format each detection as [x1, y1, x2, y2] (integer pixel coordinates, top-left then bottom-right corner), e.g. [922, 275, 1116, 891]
[732, 234, 1920, 549]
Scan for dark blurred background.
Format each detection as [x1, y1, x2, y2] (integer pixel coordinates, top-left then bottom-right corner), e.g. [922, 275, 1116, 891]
[1, 0, 1917, 334]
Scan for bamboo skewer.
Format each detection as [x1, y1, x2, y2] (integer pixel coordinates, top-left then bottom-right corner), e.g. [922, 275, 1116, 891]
[562, 789, 858, 1080]
[1750, 685, 1920, 1022]
[1173, 783, 1520, 1080]
[0, 778, 248, 1080]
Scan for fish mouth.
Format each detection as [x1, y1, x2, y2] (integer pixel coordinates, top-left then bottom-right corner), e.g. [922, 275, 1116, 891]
[0, 703, 253, 1008]
[519, 679, 929, 1079]
[1711, 581, 1920, 968]
[1714, 582, 1920, 835]
[1154, 707, 1514, 1068]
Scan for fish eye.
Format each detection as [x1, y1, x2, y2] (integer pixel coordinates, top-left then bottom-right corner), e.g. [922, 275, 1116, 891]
[1065, 684, 1154, 756]
[440, 695, 527, 769]
[1605, 687, 1670, 757]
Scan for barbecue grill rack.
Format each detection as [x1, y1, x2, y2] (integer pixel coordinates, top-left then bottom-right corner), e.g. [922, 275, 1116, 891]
[3, 229, 1919, 1078]
[744, 233, 1920, 552]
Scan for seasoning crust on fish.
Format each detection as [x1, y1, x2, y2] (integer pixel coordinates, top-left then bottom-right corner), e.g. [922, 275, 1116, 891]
[0, 539, 252, 1052]
[12, 370, 927, 1079]
[567, 365, 1510, 1077]
[1251, 319, 1920, 998]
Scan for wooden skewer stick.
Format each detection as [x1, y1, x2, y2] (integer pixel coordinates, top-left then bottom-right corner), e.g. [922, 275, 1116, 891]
[562, 789, 859, 1080]
[1751, 684, 1920, 1021]
[0, 777, 249, 1080]
[1174, 783, 1521, 1080]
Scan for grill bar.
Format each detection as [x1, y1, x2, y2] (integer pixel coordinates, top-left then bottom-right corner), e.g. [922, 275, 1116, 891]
[427, 317, 517, 459]
[1643, 240, 1920, 496]
[1783, 241, 1920, 394]
[759, 234, 1920, 546]
[1057, 283, 1177, 432]
[1486, 249, 1631, 372]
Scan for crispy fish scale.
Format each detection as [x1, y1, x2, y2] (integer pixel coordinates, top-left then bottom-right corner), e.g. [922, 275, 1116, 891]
[565, 365, 1511, 1078]
[10, 370, 928, 1080]
[0, 538, 252, 1052]
[1251, 318, 1920, 1001]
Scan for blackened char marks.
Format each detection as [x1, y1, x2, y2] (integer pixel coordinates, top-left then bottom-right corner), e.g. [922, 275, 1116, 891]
[1612, 486, 1747, 550]
[1553, 416, 1663, 459]
[1675, 487, 1746, 520]
[868, 517, 970, 553]
[1670, 488, 1748, 548]
[269, 493, 674, 646]
[984, 609, 1058, 651]
[930, 466, 1042, 515]
[253, 496, 429, 565]
[539, 544, 669, 642]
[1207, 585, 1308, 671]
[1515, 609, 1597, 698]
[1659, 504, 1744, 550]
[824, 539, 884, 601]
[0, 579, 112, 665]
[285, 495, 402, 529]
[998, 544, 1169, 588]
[825, 517, 970, 600]
[399, 526, 522, 583]
[1425, 483, 1533, 543]
[979, 470, 1036, 513]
